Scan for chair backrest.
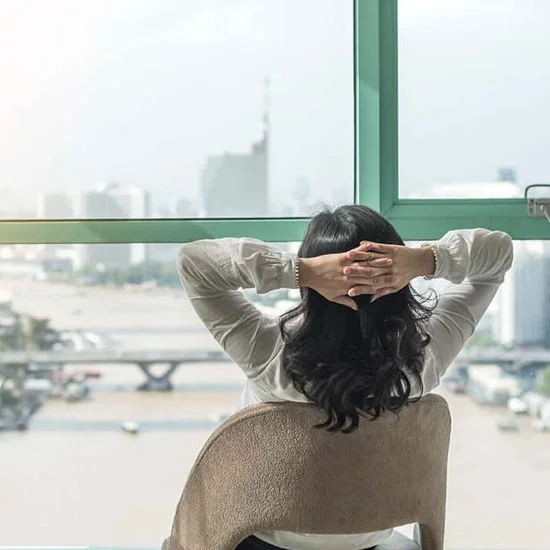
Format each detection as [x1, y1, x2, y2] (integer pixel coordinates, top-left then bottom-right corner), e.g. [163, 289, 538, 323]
[167, 394, 451, 550]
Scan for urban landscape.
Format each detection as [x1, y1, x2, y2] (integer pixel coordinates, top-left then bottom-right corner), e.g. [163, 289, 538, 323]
[0, 243, 549, 547]
[1, 122, 550, 548]
[1, 119, 550, 547]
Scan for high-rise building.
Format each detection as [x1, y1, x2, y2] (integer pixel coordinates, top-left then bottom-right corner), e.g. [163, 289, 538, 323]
[76, 183, 151, 220]
[36, 193, 75, 263]
[200, 86, 269, 217]
[200, 138, 268, 217]
[497, 167, 518, 184]
[175, 198, 197, 218]
[37, 193, 74, 219]
[74, 183, 151, 269]
[513, 248, 550, 348]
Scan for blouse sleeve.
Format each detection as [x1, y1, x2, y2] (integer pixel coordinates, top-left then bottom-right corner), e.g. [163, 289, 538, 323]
[420, 228, 514, 393]
[177, 238, 297, 380]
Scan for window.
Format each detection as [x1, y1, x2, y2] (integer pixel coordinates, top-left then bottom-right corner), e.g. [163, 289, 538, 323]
[399, 0, 550, 200]
[1, 240, 549, 547]
[0, 0, 353, 220]
[416, 239, 550, 548]
[0, 242, 296, 545]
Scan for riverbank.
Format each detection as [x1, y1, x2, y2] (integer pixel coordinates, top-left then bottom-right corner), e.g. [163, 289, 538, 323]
[0, 388, 549, 548]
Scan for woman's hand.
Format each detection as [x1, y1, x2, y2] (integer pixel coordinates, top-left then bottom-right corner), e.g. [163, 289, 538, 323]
[298, 243, 394, 310]
[342, 242, 435, 302]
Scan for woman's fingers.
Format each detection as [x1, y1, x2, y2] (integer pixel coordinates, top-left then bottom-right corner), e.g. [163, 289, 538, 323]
[359, 241, 395, 255]
[346, 249, 390, 263]
[346, 273, 396, 290]
[348, 282, 396, 297]
[343, 261, 392, 277]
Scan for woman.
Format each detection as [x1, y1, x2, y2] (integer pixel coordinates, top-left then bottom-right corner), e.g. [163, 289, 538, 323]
[177, 205, 513, 550]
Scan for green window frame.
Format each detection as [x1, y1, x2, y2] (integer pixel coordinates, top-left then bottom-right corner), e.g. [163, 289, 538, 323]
[358, 0, 550, 241]
[0, 0, 547, 246]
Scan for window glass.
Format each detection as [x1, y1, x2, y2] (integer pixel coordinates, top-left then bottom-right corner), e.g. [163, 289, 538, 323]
[1, 240, 548, 547]
[0, 0, 353, 220]
[0, 242, 297, 546]
[399, 1, 550, 199]
[412, 239, 550, 549]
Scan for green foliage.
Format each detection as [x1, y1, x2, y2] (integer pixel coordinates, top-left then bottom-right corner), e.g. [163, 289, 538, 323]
[75, 262, 180, 288]
[0, 312, 60, 352]
[535, 366, 550, 397]
[464, 330, 498, 349]
[29, 317, 61, 351]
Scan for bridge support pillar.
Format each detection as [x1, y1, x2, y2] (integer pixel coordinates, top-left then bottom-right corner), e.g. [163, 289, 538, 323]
[136, 362, 180, 391]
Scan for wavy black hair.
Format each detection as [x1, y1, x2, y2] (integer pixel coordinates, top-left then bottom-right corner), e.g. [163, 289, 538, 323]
[279, 205, 434, 434]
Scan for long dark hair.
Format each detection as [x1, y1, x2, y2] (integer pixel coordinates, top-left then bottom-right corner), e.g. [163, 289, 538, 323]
[279, 205, 434, 434]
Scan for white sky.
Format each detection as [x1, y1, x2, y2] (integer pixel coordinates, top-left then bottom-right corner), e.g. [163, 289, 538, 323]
[399, 0, 550, 194]
[0, 0, 354, 213]
[1, 0, 550, 214]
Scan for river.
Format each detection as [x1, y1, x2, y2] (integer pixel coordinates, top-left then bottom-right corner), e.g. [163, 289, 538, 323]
[0, 278, 549, 548]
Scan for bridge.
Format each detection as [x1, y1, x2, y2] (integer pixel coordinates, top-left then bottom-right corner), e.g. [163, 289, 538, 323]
[456, 347, 550, 368]
[1, 346, 549, 391]
[0, 349, 230, 391]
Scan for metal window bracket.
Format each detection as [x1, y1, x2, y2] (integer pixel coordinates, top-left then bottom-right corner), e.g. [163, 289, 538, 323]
[525, 184, 550, 223]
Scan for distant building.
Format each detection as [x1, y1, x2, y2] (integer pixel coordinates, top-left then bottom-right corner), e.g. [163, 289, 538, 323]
[514, 251, 550, 348]
[37, 193, 73, 219]
[497, 167, 517, 184]
[175, 198, 198, 218]
[104, 183, 151, 221]
[76, 183, 150, 220]
[74, 183, 151, 269]
[36, 193, 75, 261]
[147, 244, 179, 263]
[200, 93, 269, 217]
[200, 139, 268, 217]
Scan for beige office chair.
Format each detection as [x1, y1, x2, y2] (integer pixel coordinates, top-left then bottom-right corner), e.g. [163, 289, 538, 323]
[165, 393, 451, 550]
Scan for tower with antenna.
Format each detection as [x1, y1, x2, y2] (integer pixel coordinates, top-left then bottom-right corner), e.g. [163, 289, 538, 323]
[262, 76, 270, 147]
[200, 78, 270, 217]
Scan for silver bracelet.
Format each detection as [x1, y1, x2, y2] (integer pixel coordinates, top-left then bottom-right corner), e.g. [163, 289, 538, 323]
[295, 258, 300, 288]
[421, 244, 438, 280]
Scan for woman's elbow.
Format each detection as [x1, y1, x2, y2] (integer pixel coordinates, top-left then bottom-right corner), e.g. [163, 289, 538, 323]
[494, 231, 514, 271]
[177, 243, 202, 281]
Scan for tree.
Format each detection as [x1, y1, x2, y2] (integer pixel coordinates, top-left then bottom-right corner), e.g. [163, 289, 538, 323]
[75, 261, 181, 288]
[0, 313, 60, 351]
[29, 317, 61, 351]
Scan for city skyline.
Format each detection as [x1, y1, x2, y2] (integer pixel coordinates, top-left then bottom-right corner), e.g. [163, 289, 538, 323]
[3, 1, 550, 218]
[0, 0, 354, 216]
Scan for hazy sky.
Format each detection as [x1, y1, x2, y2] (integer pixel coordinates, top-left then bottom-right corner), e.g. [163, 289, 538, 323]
[0, 0, 354, 213]
[399, 0, 550, 195]
[1, 0, 550, 215]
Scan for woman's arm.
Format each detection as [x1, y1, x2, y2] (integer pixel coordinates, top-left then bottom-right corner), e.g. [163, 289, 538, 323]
[420, 228, 514, 392]
[178, 238, 393, 379]
[177, 238, 296, 379]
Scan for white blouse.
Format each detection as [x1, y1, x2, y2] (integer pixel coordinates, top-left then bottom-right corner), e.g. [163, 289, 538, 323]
[177, 228, 513, 550]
